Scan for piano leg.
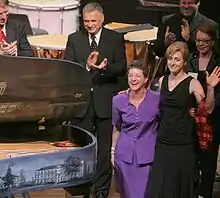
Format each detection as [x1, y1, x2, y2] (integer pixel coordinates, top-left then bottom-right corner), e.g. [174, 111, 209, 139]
[21, 193, 31, 198]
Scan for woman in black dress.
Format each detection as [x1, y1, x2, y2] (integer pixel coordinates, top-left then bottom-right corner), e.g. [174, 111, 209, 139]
[188, 23, 220, 198]
[146, 41, 220, 198]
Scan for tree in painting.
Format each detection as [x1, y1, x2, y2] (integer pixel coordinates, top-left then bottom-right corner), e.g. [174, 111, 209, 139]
[64, 156, 82, 178]
[1, 166, 16, 189]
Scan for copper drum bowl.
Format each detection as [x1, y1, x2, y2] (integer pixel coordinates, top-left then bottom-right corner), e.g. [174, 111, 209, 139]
[28, 35, 68, 59]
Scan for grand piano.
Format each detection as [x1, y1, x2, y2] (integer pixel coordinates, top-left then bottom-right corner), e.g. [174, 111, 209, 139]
[0, 55, 96, 197]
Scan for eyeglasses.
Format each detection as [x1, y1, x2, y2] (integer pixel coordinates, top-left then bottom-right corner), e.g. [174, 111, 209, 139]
[195, 39, 212, 44]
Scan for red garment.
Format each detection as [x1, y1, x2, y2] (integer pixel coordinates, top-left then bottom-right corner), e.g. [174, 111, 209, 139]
[195, 100, 212, 150]
[0, 28, 6, 42]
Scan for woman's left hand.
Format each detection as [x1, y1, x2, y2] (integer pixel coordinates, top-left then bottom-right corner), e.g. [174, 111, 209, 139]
[189, 108, 195, 117]
[111, 147, 115, 167]
[206, 66, 220, 88]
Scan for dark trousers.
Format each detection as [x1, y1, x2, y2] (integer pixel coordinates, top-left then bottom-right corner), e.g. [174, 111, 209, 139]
[71, 98, 113, 197]
[198, 142, 219, 198]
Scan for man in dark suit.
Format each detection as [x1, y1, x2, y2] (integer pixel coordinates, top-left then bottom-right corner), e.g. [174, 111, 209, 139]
[154, 0, 219, 57]
[64, 2, 127, 198]
[0, 0, 33, 57]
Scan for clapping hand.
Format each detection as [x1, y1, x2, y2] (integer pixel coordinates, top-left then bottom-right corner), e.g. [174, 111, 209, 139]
[0, 40, 18, 56]
[181, 19, 190, 42]
[206, 66, 220, 88]
[164, 26, 176, 47]
[87, 51, 99, 68]
[87, 51, 108, 70]
[95, 58, 107, 70]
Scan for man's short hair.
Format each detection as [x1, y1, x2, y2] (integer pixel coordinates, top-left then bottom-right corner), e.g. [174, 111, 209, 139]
[0, 0, 9, 6]
[83, 2, 103, 14]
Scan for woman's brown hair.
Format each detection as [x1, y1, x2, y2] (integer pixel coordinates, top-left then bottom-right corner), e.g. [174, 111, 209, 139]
[195, 23, 217, 41]
[127, 60, 149, 77]
[165, 41, 189, 63]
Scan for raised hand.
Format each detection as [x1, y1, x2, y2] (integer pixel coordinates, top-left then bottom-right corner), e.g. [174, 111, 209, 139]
[181, 19, 190, 42]
[90, 58, 108, 70]
[206, 66, 220, 88]
[96, 58, 108, 70]
[87, 51, 99, 68]
[118, 88, 130, 95]
[164, 26, 176, 47]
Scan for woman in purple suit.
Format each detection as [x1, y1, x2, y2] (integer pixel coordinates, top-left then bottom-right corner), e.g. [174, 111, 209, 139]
[112, 60, 159, 198]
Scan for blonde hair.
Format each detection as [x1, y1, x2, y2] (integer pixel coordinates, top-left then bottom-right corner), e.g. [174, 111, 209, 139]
[165, 41, 189, 63]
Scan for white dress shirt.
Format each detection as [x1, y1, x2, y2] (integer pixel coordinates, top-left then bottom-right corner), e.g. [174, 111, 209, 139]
[86, 28, 102, 71]
[88, 28, 102, 46]
[0, 26, 6, 55]
[2, 25, 6, 36]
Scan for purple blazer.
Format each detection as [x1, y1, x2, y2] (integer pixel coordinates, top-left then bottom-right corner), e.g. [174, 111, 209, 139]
[112, 89, 159, 165]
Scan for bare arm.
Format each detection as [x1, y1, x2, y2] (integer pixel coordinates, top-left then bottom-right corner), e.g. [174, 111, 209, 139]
[111, 126, 120, 166]
[112, 126, 120, 148]
[190, 79, 215, 113]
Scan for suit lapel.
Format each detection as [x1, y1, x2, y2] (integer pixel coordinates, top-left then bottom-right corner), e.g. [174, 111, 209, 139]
[83, 28, 107, 65]
[190, 13, 202, 34]
[190, 56, 199, 73]
[206, 55, 218, 73]
[5, 22, 16, 43]
[81, 30, 90, 67]
[190, 53, 218, 74]
[96, 28, 107, 63]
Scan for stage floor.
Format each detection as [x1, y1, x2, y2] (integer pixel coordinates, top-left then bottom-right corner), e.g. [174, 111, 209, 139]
[15, 178, 120, 198]
[14, 177, 220, 198]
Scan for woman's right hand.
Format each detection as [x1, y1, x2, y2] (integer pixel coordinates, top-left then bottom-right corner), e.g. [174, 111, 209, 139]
[118, 88, 130, 94]
[111, 146, 115, 167]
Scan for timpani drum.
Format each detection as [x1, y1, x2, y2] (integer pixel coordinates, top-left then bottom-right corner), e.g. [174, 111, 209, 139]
[9, 0, 80, 35]
[124, 27, 158, 65]
[28, 34, 68, 59]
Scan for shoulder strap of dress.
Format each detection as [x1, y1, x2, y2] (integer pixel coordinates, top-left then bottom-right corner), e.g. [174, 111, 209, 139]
[181, 76, 194, 92]
[186, 76, 194, 84]
[161, 75, 168, 90]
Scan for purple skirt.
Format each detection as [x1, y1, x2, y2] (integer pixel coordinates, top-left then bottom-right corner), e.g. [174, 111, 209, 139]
[114, 155, 152, 198]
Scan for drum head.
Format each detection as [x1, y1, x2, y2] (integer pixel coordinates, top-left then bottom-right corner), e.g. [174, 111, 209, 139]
[124, 27, 158, 42]
[28, 35, 68, 50]
[9, 0, 80, 10]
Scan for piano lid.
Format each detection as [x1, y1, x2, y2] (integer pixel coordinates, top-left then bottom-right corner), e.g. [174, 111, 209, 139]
[0, 55, 92, 122]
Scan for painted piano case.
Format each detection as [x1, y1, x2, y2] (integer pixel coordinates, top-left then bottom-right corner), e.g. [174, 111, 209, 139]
[0, 125, 96, 196]
[0, 55, 96, 196]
